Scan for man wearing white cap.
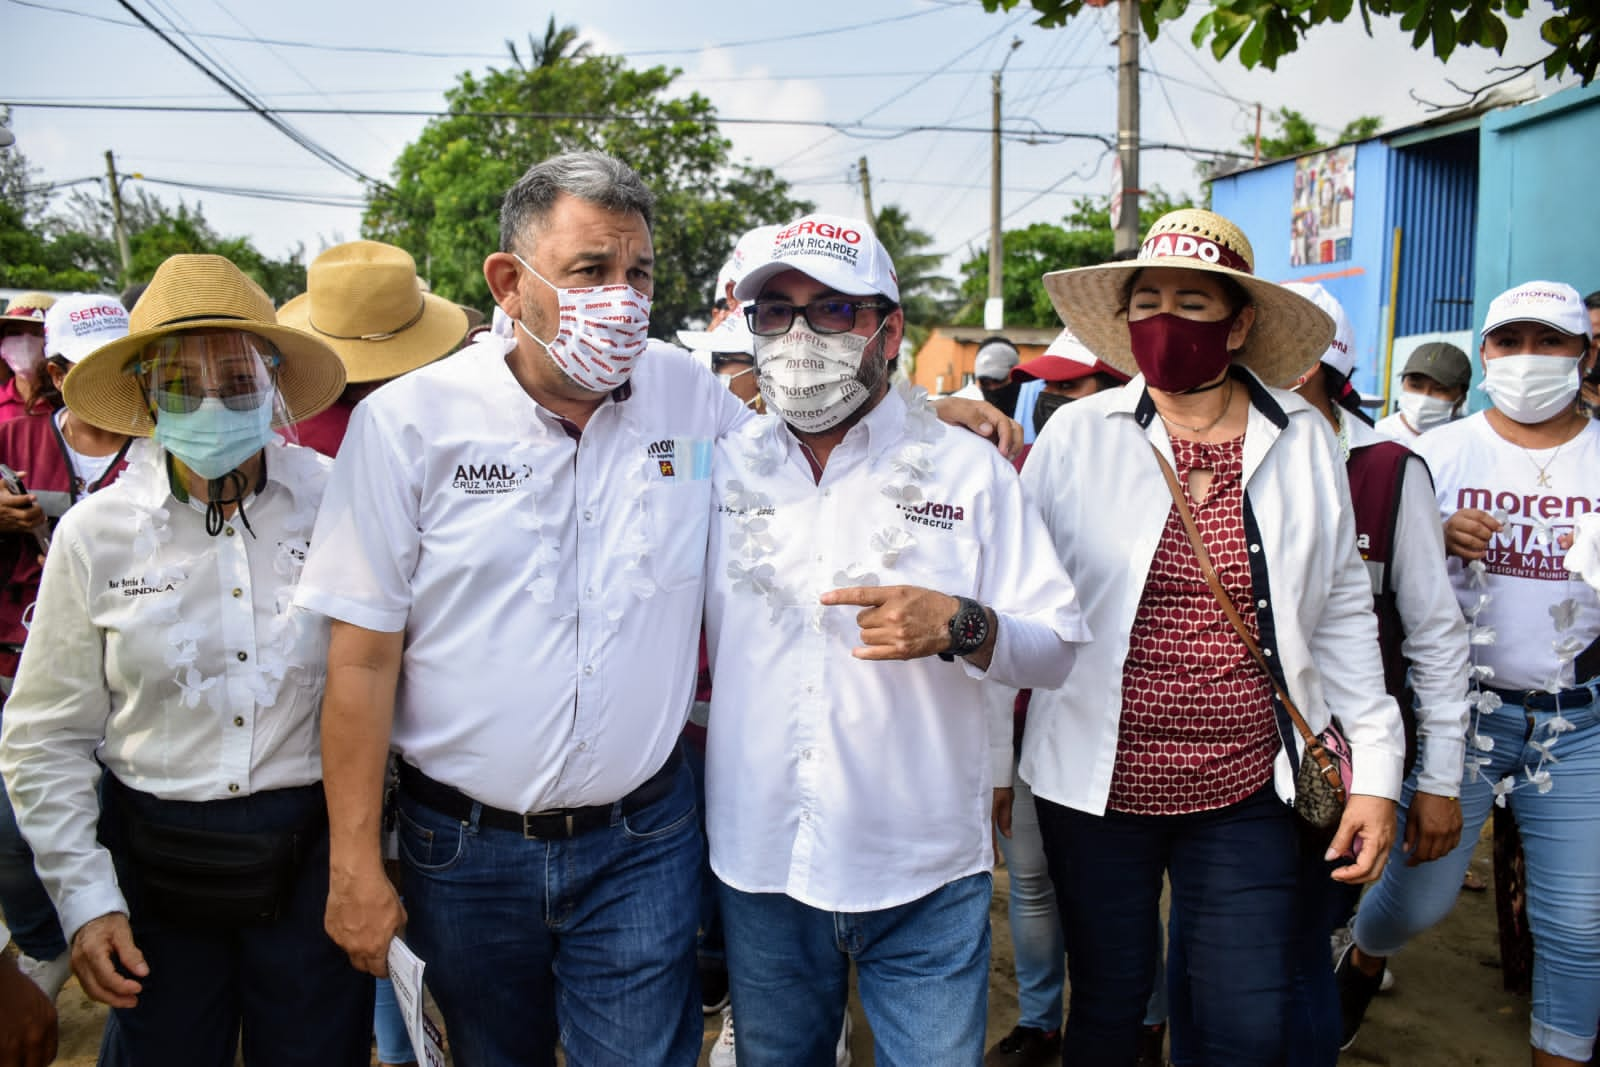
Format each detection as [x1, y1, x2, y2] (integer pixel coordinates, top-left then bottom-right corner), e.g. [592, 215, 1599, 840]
[707, 225, 781, 332]
[678, 313, 762, 412]
[1343, 281, 1600, 1065]
[702, 213, 1086, 1065]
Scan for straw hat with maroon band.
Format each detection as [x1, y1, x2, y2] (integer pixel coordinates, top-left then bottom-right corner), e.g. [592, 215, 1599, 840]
[0, 292, 55, 329]
[63, 253, 346, 436]
[1040, 208, 1335, 389]
[277, 240, 468, 383]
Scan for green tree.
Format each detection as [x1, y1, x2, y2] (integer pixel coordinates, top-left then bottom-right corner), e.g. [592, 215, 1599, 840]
[871, 204, 956, 345]
[1246, 108, 1385, 160]
[507, 16, 593, 70]
[951, 191, 1194, 329]
[981, 0, 1598, 84]
[362, 43, 810, 332]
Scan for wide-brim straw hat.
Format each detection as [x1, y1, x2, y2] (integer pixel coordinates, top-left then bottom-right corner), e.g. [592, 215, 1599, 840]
[63, 253, 346, 436]
[1041, 209, 1335, 389]
[1, 291, 55, 327]
[277, 240, 468, 383]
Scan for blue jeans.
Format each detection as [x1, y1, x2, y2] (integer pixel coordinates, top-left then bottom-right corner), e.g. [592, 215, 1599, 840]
[0, 743, 68, 961]
[718, 873, 992, 1067]
[397, 758, 703, 1067]
[97, 777, 373, 1067]
[998, 767, 1065, 1032]
[1037, 783, 1302, 1067]
[683, 734, 724, 967]
[1354, 696, 1600, 1061]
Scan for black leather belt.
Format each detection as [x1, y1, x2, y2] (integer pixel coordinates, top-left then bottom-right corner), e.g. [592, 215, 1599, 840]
[397, 748, 681, 840]
[1483, 681, 1598, 712]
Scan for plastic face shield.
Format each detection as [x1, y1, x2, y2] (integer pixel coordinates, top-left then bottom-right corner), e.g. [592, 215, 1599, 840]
[130, 329, 282, 417]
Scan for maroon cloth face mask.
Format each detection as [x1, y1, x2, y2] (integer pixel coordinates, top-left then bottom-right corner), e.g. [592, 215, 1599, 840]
[1128, 312, 1237, 393]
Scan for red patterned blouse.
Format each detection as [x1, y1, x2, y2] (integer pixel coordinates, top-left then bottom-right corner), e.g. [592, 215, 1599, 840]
[1106, 435, 1280, 816]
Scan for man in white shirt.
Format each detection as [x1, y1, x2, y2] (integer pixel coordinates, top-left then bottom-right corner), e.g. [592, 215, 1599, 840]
[703, 215, 1087, 1066]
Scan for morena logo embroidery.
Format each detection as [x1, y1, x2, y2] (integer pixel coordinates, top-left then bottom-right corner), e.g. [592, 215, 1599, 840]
[898, 500, 966, 531]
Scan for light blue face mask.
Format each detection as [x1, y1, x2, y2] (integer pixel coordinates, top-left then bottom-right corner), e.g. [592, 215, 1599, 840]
[152, 394, 275, 480]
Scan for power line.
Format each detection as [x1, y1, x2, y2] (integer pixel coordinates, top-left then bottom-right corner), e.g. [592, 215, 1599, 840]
[134, 174, 368, 209]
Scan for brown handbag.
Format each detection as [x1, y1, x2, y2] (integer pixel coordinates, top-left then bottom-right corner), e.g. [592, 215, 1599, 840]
[1150, 445, 1349, 830]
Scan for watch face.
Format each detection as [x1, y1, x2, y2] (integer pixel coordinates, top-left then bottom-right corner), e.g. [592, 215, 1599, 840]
[949, 597, 989, 655]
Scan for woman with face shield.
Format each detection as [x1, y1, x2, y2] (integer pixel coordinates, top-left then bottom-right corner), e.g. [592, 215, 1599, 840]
[0, 254, 373, 1066]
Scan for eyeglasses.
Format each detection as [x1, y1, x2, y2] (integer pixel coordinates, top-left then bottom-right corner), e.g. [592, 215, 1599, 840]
[744, 298, 892, 338]
[130, 331, 282, 415]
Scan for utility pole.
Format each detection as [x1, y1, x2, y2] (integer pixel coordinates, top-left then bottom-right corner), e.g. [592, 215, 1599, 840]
[987, 37, 1022, 331]
[857, 156, 875, 230]
[105, 150, 132, 276]
[1114, 0, 1141, 254]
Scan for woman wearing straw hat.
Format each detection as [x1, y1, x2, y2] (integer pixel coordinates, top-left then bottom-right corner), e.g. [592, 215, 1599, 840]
[0, 253, 373, 1066]
[1016, 209, 1404, 1065]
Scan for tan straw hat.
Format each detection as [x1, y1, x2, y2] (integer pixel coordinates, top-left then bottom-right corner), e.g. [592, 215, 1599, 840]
[63, 254, 346, 436]
[0, 292, 55, 327]
[276, 240, 468, 383]
[1041, 208, 1335, 389]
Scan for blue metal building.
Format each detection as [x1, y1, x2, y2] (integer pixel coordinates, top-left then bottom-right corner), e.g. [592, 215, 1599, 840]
[1209, 81, 1599, 410]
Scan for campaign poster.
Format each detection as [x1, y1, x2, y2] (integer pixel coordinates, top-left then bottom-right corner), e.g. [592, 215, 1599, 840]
[1290, 146, 1356, 267]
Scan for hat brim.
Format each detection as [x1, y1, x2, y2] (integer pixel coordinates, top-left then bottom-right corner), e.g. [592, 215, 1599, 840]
[733, 260, 884, 303]
[1013, 355, 1101, 384]
[63, 319, 347, 436]
[1040, 261, 1336, 389]
[276, 291, 466, 383]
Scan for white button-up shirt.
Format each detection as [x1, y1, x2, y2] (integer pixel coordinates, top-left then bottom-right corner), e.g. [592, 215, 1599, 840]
[1019, 372, 1404, 815]
[0, 438, 332, 940]
[1343, 411, 1470, 797]
[295, 336, 746, 812]
[705, 386, 1087, 912]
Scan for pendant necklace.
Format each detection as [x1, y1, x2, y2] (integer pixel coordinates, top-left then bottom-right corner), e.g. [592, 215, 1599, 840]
[1158, 379, 1234, 436]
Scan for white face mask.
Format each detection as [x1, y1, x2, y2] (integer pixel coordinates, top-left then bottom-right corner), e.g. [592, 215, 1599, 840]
[755, 323, 885, 433]
[720, 365, 759, 408]
[1480, 354, 1580, 425]
[1396, 390, 1459, 433]
[512, 254, 651, 393]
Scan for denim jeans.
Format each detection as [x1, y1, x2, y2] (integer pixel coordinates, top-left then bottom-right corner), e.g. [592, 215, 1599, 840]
[683, 735, 724, 966]
[998, 766, 1065, 1032]
[97, 776, 373, 1067]
[718, 872, 992, 1067]
[1037, 783, 1302, 1067]
[397, 758, 703, 1067]
[1353, 696, 1600, 1061]
[0, 741, 68, 961]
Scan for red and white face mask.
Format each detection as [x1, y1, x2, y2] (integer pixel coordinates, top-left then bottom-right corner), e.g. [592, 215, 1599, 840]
[512, 253, 651, 393]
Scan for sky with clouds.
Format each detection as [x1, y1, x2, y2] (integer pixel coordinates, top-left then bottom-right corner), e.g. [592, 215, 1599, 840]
[0, 0, 1573, 291]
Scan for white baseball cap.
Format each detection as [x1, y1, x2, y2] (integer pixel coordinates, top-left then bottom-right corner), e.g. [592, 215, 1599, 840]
[1282, 281, 1356, 379]
[44, 293, 130, 364]
[714, 224, 782, 304]
[676, 313, 754, 358]
[733, 213, 899, 304]
[1482, 281, 1591, 339]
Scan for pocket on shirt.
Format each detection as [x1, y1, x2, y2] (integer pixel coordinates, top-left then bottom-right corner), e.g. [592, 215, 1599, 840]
[644, 478, 713, 592]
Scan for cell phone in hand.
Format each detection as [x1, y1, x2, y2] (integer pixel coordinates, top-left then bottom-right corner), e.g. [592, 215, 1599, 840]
[0, 463, 50, 554]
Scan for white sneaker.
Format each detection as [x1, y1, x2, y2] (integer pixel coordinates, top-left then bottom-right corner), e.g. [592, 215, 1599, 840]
[16, 952, 71, 1001]
[1379, 966, 1396, 993]
[708, 1006, 737, 1067]
[835, 1012, 852, 1067]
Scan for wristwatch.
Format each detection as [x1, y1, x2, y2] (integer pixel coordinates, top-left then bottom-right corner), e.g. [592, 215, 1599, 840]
[939, 596, 991, 662]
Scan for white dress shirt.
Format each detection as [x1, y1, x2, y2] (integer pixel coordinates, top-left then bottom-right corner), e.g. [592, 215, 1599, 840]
[295, 336, 748, 812]
[0, 438, 332, 940]
[1019, 371, 1405, 815]
[1344, 412, 1470, 796]
[705, 386, 1087, 912]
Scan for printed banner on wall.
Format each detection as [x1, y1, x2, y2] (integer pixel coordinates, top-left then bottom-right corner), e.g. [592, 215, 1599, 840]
[1290, 146, 1356, 267]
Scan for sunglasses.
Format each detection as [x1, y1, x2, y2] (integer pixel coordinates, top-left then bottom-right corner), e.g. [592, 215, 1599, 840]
[130, 332, 282, 415]
[743, 298, 892, 338]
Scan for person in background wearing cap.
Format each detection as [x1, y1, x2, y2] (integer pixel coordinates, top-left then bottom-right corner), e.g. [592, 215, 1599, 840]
[700, 212, 1086, 1067]
[1373, 341, 1473, 443]
[0, 294, 57, 425]
[1185, 281, 1464, 1065]
[0, 254, 373, 1066]
[985, 326, 1136, 1067]
[1021, 209, 1402, 1066]
[955, 336, 1023, 414]
[0, 294, 135, 1009]
[1343, 280, 1600, 1067]
[679, 313, 763, 413]
[277, 240, 468, 459]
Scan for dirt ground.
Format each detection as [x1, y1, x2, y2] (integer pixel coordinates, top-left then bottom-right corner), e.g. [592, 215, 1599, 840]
[37, 829, 1528, 1066]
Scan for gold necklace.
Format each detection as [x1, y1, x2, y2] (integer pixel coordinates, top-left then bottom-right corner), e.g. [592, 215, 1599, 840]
[1521, 440, 1565, 488]
[1158, 379, 1234, 436]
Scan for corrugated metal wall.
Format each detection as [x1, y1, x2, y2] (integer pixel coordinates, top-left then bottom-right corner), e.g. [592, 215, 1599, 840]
[1388, 132, 1478, 336]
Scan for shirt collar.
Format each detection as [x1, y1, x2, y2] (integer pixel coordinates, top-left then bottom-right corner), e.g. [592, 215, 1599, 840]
[1122, 364, 1289, 431]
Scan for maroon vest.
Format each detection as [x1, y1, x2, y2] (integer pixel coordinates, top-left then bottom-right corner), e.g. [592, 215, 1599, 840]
[1346, 439, 1419, 766]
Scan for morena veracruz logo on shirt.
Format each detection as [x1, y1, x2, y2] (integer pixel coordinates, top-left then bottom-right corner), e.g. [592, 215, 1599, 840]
[897, 499, 967, 532]
[451, 460, 535, 496]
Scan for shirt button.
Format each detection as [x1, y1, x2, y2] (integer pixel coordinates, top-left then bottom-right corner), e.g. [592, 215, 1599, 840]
[1249, 543, 1260, 553]
[1257, 599, 1268, 609]
[236, 651, 248, 662]
[804, 684, 816, 695]
[583, 509, 594, 522]
[227, 783, 240, 794]
[225, 527, 235, 537]
[1263, 648, 1274, 657]
[585, 586, 595, 598]
[231, 588, 242, 599]
[801, 748, 814, 760]
[577, 741, 588, 752]
[233, 716, 244, 727]
[583, 664, 595, 677]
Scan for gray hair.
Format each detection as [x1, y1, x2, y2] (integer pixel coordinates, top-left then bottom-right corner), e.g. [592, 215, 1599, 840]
[498, 151, 655, 255]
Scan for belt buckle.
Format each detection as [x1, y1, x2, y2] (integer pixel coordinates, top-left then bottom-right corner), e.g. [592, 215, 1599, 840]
[521, 810, 577, 839]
